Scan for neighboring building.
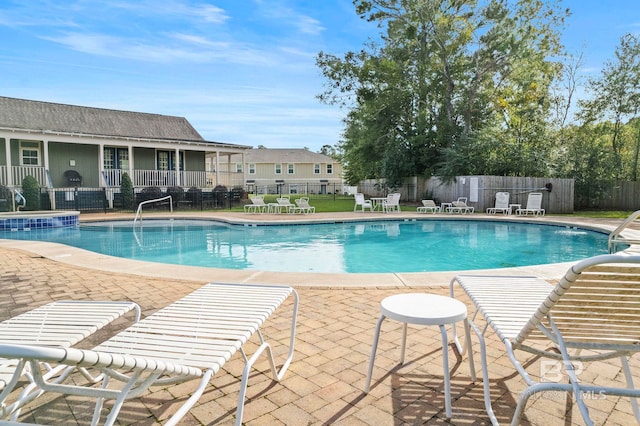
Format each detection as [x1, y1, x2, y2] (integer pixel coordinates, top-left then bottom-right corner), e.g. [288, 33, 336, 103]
[0, 96, 250, 194]
[223, 148, 343, 195]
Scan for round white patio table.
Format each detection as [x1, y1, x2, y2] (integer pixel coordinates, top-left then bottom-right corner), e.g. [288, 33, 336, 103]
[364, 293, 476, 418]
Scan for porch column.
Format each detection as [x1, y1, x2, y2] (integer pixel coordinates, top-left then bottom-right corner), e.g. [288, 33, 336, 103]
[175, 147, 181, 186]
[128, 144, 134, 183]
[242, 152, 246, 189]
[42, 139, 50, 187]
[98, 143, 105, 187]
[4, 136, 11, 187]
[215, 151, 220, 187]
[227, 155, 232, 187]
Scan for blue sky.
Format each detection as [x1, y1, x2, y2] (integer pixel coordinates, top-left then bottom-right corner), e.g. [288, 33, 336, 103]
[0, 1, 638, 152]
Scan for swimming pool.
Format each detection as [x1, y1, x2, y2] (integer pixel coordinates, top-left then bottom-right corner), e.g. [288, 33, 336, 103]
[0, 219, 610, 273]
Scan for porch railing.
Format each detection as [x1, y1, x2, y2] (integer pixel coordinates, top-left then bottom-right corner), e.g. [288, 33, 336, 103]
[1, 166, 243, 190]
[11, 166, 48, 188]
[107, 169, 241, 189]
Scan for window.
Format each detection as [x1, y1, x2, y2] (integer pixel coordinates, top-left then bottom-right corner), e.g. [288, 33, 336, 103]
[288, 164, 295, 174]
[236, 163, 243, 173]
[326, 164, 333, 174]
[314, 164, 320, 174]
[249, 163, 256, 174]
[104, 147, 129, 169]
[275, 164, 282, 174]
[20, 141, 40, 166]
[156, 150, 183, 171]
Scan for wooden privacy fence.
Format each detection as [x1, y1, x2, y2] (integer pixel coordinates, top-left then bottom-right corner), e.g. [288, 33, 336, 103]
[360, 176, 575, 214]
[595, 181, 640, 211]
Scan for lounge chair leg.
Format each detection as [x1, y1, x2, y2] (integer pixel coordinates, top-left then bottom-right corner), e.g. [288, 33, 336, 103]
[364, 314, 386, 393]
[400, 322, 408, 364]
[440, 324, 452, 418]
[165, 369, 215, 426]
[468, 320, 499, 426]
[621, 355, 640, 421]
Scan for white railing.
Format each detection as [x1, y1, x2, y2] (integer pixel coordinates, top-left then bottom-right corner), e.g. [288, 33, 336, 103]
[2, 167, 241, 190]
[11, 166, 48, 187]
[609, 210, 640, 253]
[133, 170, 177, 187]
[133, 195, 173, 226]
[181, 171, 209, 188]
[102, 169, 124, 187]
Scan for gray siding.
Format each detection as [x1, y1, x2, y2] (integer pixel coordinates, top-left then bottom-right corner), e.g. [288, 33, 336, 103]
[49, 143, 99, 187]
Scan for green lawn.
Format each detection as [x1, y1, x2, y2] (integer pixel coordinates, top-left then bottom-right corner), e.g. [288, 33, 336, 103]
[234, 195, 634, 217]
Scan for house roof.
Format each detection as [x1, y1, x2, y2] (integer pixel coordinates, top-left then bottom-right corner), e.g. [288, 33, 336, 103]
[242, 148, 337, 163]
[0, 96, 246, 148]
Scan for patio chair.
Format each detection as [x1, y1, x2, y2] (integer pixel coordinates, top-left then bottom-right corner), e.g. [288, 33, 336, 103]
[450, 253, 640, 425]
[243, 195, 267, 213]
[0, 282, 298, 426]
[0, 300, 140, 420]
[446, 200, 474, 214]
[417, 199, 440, 213]
[486, 192, 510, 215]
[516, 192, 545, 216]
[381, 193, 401, 213]
[63, 170, 82, 187]
[291, 197, 316, 214]
[354, 193, 373, 212]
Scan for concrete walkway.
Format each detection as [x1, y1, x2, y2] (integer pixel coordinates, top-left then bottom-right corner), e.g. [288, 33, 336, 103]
[0, 212, 637, 425]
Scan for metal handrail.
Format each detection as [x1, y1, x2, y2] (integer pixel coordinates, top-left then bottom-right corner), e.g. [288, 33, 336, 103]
[14, 189, 26, 211]
[608, 210, 640, 253]
[133, 196, 172, 226]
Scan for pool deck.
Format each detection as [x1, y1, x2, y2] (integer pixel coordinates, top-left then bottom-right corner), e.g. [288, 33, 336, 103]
[1, 211, 638, 425]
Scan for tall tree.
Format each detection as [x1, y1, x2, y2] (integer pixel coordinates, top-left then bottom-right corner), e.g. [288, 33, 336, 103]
[317, 0, 567, 183]
[579, 33, 640, 180]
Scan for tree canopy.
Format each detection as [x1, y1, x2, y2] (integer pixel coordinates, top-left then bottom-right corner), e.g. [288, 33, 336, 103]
[317, 0, 640, 206]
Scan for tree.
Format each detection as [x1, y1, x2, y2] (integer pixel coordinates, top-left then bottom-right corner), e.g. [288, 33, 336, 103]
[21, 176, 41, 211]
[317, 0, 567, 182]
[579, 33, 640, 180]
[120, 172, 134, 210]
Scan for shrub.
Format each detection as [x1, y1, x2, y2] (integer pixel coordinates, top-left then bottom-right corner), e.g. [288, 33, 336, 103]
[186, 187, 202, 205]
[120, 172, 134, 210]
[166, 186, 185, 206]
[137, 186, 163, 205]
[22, 175, 41, 211]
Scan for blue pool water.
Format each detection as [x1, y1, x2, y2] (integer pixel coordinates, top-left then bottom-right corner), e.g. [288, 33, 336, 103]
[0, 219, 610, 273]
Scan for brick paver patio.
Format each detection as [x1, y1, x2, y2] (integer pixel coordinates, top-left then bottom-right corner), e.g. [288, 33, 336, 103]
[0, 213, 638, 425]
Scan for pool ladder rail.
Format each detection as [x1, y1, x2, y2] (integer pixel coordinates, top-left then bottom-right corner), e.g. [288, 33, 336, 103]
[133, 196, 173, 226]
[608, 210, 640, 253]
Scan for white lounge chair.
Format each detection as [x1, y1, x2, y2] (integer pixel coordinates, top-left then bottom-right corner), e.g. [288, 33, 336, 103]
[417, 199, 440, 213]
[243, 196, 267, 213]
[0, 300, 140, 420]
[486, 192, 510, 215]
[0, 283, 298, 426]
[291, 197, 316, 214]
[382, 193, 401, 213]
[274, 196, 296, 213]
[354, 193, 373, 212]
[450, 253, 640, 425]
[446, 200, 474, 214]
[516, 192, 545, 216]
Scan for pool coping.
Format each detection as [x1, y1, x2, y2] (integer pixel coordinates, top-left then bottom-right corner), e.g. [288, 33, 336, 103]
[0, 211, 624, 288]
